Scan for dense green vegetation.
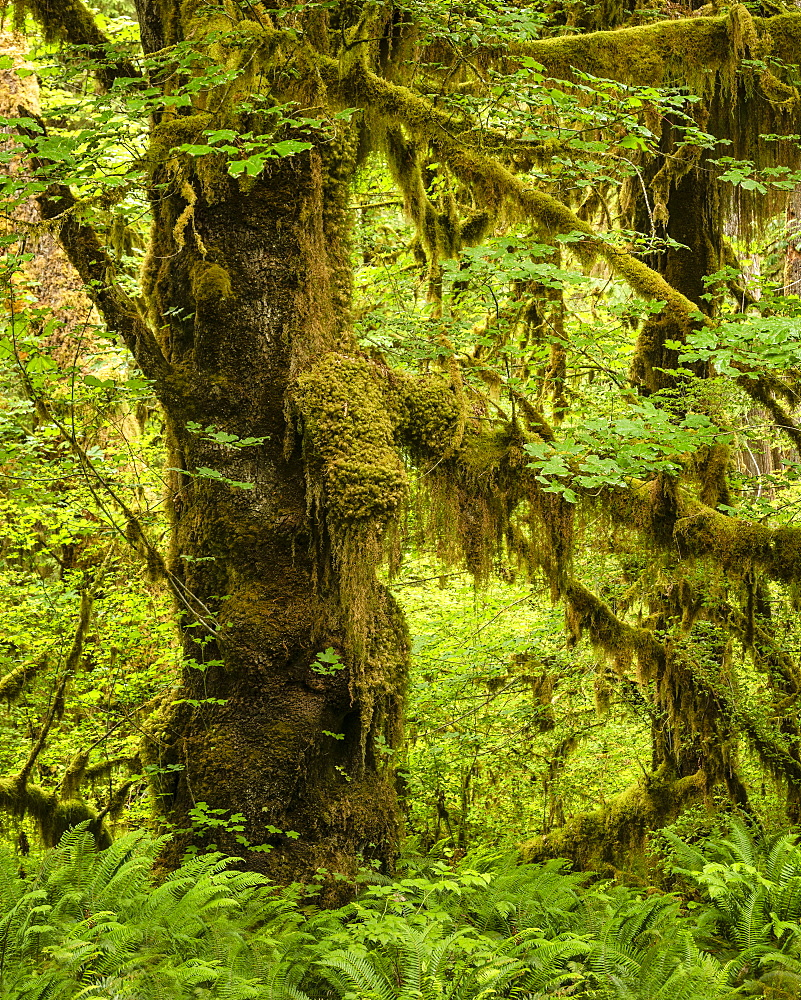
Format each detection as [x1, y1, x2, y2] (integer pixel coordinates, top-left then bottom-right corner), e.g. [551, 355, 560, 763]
[4, 0, 801, 991]
[6, 818, 801, 997]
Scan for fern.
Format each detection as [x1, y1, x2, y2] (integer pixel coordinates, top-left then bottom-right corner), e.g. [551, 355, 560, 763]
[0, 824, 777, 1000]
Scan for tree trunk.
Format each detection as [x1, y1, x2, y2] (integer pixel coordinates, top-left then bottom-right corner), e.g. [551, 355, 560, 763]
[784, 187, 801, 296]
[632, 164, 720, 395]
[136, 5, 407, 894]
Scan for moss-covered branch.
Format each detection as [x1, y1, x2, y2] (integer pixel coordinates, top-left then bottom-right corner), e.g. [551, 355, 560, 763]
[0, 580, 133, 847]
[602, 478, 801, 584]
[736, 374, 801, 453]
[0, 777, 109, 848]
[0, 656, 46, 703]
[0, 749, 137, 849]
[507, 9, 801, 89]
[564, 578, 663, 666]
[340, 65, 700, 326]
[31, 178, 182, 408]
[521, 765, 706, 870]
[0, 752, 138, 848]
[513, 14, 732, 88]
[316, 352, 801, 591]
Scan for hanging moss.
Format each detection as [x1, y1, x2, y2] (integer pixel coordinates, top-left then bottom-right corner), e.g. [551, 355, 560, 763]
[739, 376, 801, 454]
[294, 353, 409, 667]
[565, 578, 660, 666]
[343, 65, 701, 326]
[602, 479, 801, 587]
[771, 527, 801, 583]
[50, 800, 111, 848]
[4, 0, 93, 41]
[691, 444, 732, 508]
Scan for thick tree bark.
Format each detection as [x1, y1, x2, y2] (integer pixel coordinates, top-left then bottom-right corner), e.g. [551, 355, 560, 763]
[117, 3, 408, 893]
[140, 158, 404, 888]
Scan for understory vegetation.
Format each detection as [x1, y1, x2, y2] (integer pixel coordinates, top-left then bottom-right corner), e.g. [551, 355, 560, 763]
[5, 818, 801, 999]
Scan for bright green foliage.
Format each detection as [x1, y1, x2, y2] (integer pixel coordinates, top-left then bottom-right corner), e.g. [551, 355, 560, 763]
[0, 829, 744, 1000]
[662, 817, 801, 992]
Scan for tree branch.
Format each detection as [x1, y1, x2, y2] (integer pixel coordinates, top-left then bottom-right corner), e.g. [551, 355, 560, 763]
[28, 173, 184, 409]
[341, 64, 700, 328]
[0, 656, 47, 703]
[497, 10, 801, 89]
[600, 476, 801, 585]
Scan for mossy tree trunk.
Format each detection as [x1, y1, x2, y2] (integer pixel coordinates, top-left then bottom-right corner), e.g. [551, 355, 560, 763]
[126, 3, 408, 890]
[632, 162, 720, 395]
[784, 186, 801, 295]
[628, 159, 756, 804]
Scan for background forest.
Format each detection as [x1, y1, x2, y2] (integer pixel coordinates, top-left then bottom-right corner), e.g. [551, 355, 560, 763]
[4, 0, 801, 994]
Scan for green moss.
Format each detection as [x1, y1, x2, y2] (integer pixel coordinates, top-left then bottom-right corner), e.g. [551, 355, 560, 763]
[0, 657, 45, 703]
[393, 371, 463, 455]
[13, 0, 109, 52]
[518, 14, 732, 90]
[50, 800, 110, 849]
[191, 261, 232, 302]
[0, 776, 108, 848]
[459, 210, 491, 248]
[149, 115, 212, 164]
[460, 430, 512, 474]
[772, 526, 801, 583]
[674, 511, 772, 573]
[294, 354, 411, 661]
[603, 479, 801, 587]
[565, 578, 662, 669]
[344, 66, 699, 323]
[693, 444, 732, 508]
[147, 114, 236, 209]
[296, 354, 407, 527]
[521, 765, 705, 870]
[61, 751, 90, 801]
